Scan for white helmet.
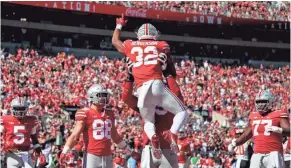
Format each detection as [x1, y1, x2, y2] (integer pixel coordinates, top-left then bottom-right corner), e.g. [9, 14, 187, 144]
[255, 90, 274, 113]
[136, 23, 159, 40]
[87, 84, 109, 105]
[10, 97, 29, 118]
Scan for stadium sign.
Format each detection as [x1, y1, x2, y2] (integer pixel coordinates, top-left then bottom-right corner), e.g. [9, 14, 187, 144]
[8, 1, 284, 25]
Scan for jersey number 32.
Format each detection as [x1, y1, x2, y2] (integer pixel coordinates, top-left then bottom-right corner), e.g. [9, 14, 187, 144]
[131, 46, 158, 67]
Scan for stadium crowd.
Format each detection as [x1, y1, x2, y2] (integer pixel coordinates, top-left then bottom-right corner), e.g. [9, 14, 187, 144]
[1, 48, 290, 167]
[95, 1, 290, 21]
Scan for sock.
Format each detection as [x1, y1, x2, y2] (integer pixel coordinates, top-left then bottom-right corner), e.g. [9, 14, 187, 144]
[144, 121, 156, 140]
[170, 111, 189, 134]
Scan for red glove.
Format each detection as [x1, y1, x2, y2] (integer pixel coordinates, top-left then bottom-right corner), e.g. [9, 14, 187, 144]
[116, 13, 128, 29]
[58, 153, 67, 167]
[38, 154, 47, 166]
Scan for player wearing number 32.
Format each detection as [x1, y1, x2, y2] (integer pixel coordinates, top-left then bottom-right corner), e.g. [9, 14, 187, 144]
[228, 90, 290, 168]
[0, 97, 42, 168]
[59, 84, 139, 168]
[112, 14, 188, 159]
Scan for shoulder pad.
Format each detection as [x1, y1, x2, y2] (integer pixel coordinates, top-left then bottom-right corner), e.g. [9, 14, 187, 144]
[75, 108, 89, 121]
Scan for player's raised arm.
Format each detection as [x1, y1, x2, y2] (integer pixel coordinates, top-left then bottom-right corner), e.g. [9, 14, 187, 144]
[122, 58, 139, 112]
[112, 13, 128, 53]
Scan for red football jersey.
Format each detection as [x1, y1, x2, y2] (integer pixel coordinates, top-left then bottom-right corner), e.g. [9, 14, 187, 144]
[177, 138, 191, 163]
[123, 40, 170, 87]
[249, 110, 288, 154]
[0, 115, 38, 151]
[75, 107, 123, 156]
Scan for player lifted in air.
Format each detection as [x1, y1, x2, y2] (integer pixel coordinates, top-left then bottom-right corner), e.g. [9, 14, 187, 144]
[0, 97, 43, 168]
[112, 14, 188, 159]
[59, 84, 139, 168]
[122, 59, 182, 168]
[228, 90, 290, 168]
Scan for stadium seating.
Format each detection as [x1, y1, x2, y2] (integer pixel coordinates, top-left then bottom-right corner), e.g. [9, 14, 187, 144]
[93, 1, 290, 21]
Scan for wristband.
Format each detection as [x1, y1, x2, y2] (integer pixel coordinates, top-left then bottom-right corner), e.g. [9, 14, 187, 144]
[278, 127, 283, 134]
[62, 146, 71, 154]
[116, 24, 122, 30]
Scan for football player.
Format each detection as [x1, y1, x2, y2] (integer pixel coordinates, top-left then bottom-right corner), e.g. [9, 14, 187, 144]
[59, 84, 140, 168]
[0, 97, 42, 168]
[112, 14, 188, 158]
[122, 61, 182, 168]
[228, 90, 290, 168]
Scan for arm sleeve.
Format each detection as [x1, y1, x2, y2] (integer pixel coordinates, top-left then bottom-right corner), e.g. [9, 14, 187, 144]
[75, 109, 88, 122]
[166, 76, 184, 102]
[122, 40, 132, 55]
[122, 81, 139, 112]
[280, 110, 289, 118]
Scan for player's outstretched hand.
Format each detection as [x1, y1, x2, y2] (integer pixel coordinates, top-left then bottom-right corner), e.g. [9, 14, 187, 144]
[158, 53, 167, 70]
[116, 13, 128, 29]
[162, 58, 176, 78]
[265, 126, 283, 134]
[38, 153, 47, 167]
[59, 153, 66, 167]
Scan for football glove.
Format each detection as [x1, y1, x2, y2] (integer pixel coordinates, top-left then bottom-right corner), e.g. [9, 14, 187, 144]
[158, 53, 167, 70]
[59, 153, 66, 167]
[125, 57, 134, 74]
[162, 59, 176, 78]
[125, 57, 134, 82]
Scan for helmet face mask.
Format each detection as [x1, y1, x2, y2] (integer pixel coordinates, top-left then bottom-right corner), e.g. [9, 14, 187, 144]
[10, 97, 28, 118]
[255, 90, 274, 114]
